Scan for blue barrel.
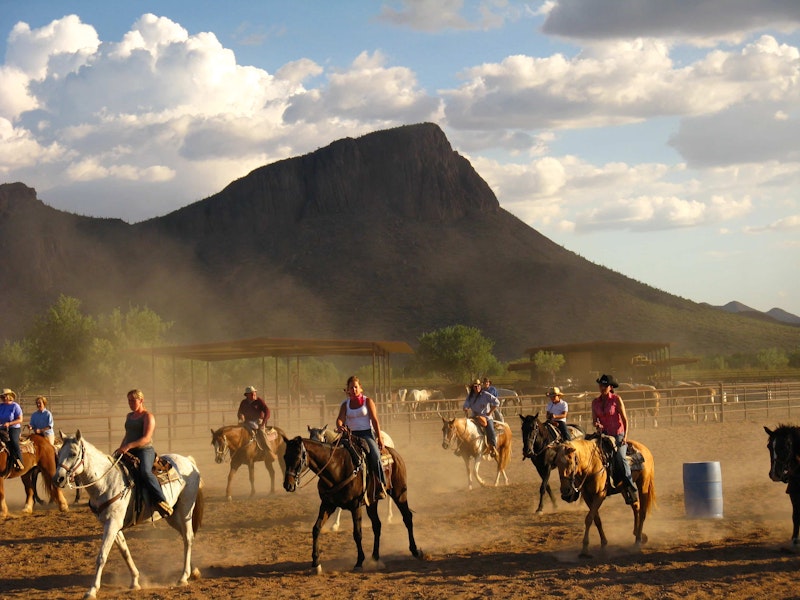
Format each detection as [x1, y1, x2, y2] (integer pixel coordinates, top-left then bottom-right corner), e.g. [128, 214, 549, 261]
[683, 461, 723, 518]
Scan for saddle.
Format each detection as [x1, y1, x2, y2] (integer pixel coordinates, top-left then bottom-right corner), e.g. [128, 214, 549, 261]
[114, 452, 181, 526]
[594, 434, 645, 492]
[340, 434, 394, 503]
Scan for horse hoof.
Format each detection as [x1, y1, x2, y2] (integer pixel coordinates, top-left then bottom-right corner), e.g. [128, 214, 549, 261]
[190, 567, 201, 580]
[313, 564, 323, 575]
[226, 496, 233, 502]
[579, 551, 592, 559]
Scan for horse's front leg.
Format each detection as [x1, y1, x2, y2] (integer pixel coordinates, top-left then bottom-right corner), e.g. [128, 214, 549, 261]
[790, 492, 800, 546]
[86, 521, 139, 599]
[263, 458, 276, 494]
[0, 479, 7, 518]
[536, 465, 556, 513]
[225, 465, 238, 502]
[462, 455, 474, 490]
[351, 507, 366, 570]
[311, 503, 334, 574]
[367, 502, 382, 563]
[473, 453, 486, 486]
[22, 471, 35, 514]
[247, 461, 256, 497]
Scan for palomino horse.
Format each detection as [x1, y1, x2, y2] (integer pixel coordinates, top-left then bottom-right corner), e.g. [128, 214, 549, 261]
[0, 431, 68, 517]
[54, 430, 204, 599]
[440, 416, 512, 489]
[555, 437, 656, 557]
[210, 424, 286, 501]
[283, 435, 424, 573]
[765, 425, 800, 548]
[306, 425, 395, 531]
[519, 413, 585, 513]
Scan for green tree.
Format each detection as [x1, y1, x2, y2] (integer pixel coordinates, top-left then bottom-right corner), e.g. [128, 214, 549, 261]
[756, 347, 789, 371]
[0, 339, 35, 393]
[410, 325, 501, 383]
[27, 295, 96, 386]
[533, 350, 565, 384]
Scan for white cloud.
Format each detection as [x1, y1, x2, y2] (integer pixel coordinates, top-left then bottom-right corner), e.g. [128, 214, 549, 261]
[744, 214, 800, 233]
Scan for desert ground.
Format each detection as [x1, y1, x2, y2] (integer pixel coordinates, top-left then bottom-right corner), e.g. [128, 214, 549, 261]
[1, 417, 798, 600]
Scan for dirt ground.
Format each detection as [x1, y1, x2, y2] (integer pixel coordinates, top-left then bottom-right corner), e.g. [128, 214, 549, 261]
[1, 418, 799, 600]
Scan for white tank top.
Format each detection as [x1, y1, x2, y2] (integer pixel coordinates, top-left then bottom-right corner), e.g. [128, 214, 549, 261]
[344, 399, 371, 431]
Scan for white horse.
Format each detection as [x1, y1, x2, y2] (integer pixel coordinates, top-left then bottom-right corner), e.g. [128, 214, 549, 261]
[405, 388, 442, 419]
[306, 424, 395, 531]
[54, 430, 204, 599]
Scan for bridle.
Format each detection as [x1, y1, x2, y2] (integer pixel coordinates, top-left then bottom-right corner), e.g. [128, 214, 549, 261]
[770, 432, 798, 483]
[213, 432, 229, 463]
[59, 438, 123, 490]
[522, 418, 557, 459]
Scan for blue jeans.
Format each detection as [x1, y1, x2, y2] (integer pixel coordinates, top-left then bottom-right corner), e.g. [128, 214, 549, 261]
[554, 420, 571, 441]
[352, 429, 386, 486]
[6, 427, 22, 465]
[485, 419, 497, 447]
[129, 446, 167, 505]
[613, 434, 635, 488]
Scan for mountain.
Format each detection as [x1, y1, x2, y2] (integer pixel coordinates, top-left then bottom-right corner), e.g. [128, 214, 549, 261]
[1, 123, 798, 360]
[713, 301, 800, 326]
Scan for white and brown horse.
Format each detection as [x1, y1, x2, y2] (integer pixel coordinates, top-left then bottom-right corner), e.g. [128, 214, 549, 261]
[440, 416, 512, 489]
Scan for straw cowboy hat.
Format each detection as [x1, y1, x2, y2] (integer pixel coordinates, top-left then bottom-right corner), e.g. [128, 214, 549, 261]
[546, 386, 564, 398]
[1, 388, 17, 401]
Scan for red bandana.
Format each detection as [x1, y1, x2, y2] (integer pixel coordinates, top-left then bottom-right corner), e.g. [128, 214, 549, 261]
[353, 394, 365, 408]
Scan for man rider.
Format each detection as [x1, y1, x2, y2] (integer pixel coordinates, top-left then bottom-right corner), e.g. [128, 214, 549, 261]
[237, 386, 270, 452]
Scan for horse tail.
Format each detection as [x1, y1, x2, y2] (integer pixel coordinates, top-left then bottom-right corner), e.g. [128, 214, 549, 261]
[192, 481, 205, 533]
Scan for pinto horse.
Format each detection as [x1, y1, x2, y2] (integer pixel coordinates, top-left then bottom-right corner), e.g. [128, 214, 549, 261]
[440, 416, 512, 489]
[765, 424, 800, 548]
[0, 431, 69, 517]
[54, 430, 204, 599]
[520, 413, 584, 513]
[210, 424, 286, 501]
[306, 425, 395, 531]
[283, 435, 424, 573]
[555, 437, 656, 557]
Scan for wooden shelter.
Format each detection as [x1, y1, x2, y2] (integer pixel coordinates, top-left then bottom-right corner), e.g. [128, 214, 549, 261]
[509, 340, 697, 386]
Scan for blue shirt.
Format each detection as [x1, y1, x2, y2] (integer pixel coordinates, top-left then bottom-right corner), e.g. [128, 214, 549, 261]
[30, 409, 54, 438]
[462, 390, 500, 418]
[0, 402, 23, 428]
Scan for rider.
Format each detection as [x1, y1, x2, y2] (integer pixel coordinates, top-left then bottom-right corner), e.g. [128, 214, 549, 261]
[336, 375, 387, 500]
[545, 386, 571, 441]
[592, 374, 638, 505]
[463, 379, 500, 457]
[116, 389, 173, 518]
[0, 388, 24, 470]
[237, 386, 270, 452]
[29, 395, 55, 444]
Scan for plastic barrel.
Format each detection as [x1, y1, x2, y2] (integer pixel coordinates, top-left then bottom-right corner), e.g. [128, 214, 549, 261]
[683, 461, 723, 518]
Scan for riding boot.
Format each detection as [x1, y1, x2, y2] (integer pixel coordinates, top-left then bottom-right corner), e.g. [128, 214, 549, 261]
[14, 458, 24, 470]
[623, 483, 639, 505]
[488, 443, 497, 458]
[374, 474, 386, 501]
[156, 500, 173, 518]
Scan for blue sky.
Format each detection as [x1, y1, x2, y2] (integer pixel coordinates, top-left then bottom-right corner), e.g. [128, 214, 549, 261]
[1, 1, 800, 317]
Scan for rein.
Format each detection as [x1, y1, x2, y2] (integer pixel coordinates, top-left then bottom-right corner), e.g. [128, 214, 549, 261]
[63, 441, 124, 490]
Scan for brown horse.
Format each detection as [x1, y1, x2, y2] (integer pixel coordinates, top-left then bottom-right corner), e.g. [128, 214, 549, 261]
[555, 437, 656, 557]
[282, 435, 424, 573]
[0, 432, 69, 517]
[210, 424, 286, 501]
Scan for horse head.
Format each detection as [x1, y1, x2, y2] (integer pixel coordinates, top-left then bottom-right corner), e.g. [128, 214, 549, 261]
[555, 443, 582, 503]
[210, 428, 228, 464]
[519, 413, 541, 460]
[53, 429, 85, 488]
[765, 425, 800, 483]
[283, 436, 307, 493]
[440, 416, 457, 450]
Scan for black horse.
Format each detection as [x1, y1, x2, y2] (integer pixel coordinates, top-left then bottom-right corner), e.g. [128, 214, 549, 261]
[282, 435, 424, 572]
[765, 424, 800, 548]
[520, 413, 584, 513]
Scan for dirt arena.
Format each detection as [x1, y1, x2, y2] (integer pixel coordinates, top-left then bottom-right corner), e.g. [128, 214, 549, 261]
[1, 418, 798, 599]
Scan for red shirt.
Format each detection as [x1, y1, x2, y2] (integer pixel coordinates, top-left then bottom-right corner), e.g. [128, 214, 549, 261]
[592, 392, 625, 435]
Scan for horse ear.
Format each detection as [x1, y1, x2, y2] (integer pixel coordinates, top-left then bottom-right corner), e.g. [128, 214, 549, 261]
[76, 429, 82, 441]
[58, 429, 65, 441]
[564, 446, 576, 456]
[307, 425, 311, 432]
[323, 424, 328, 430]
[764, 426, 774, 436]
[281, 434, 289, 443]
[518, 414, 525, 422]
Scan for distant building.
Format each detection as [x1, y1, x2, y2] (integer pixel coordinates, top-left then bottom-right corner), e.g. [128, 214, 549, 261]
[510, 340, 698, 387]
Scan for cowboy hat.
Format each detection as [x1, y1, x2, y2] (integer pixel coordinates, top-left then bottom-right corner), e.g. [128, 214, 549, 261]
[546, 386, 564, 397]
[244, 386, 257, 395]
[0, 388, 17, 401]
[596, 374, 619, 388]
